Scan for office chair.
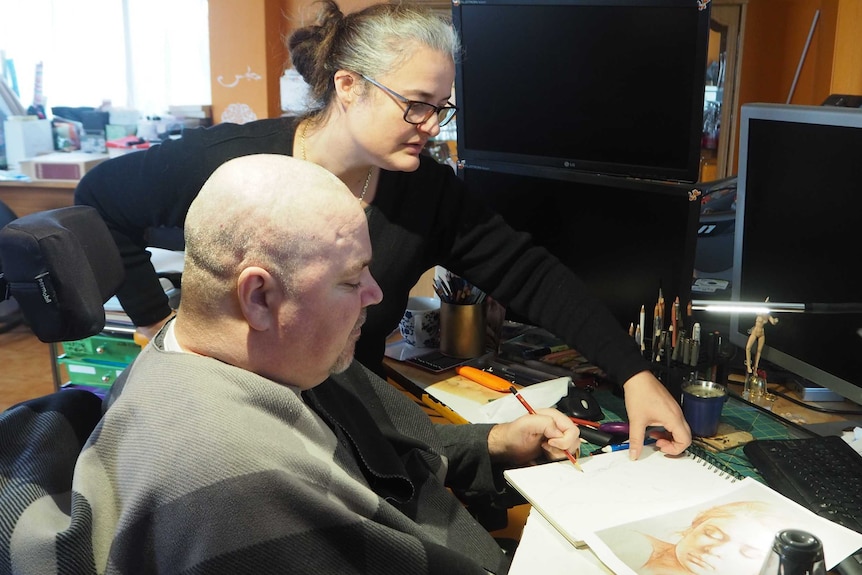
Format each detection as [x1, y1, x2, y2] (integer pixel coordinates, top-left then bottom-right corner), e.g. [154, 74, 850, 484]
[0, 206, 125, 566]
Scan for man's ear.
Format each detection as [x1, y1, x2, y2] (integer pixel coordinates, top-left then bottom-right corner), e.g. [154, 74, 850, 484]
[237, 267, 280, 331]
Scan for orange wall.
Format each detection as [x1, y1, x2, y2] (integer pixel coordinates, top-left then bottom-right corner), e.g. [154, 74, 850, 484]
[738, 0, 862, 106]
[732, 0, 862, 171]
[739, 0, 830, 107]
[831, 0, 862, 94]
[208, 0, 293, 123]
[207, 0, 378, 123]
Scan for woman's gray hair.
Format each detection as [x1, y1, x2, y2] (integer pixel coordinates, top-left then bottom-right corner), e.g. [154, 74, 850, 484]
[288, 1, 460, 114]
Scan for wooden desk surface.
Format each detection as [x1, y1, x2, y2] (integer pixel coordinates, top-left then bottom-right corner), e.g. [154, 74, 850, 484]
[385, 355, 862, 434]
[724, 373, 862, 430]
[0, 179, 76, 217]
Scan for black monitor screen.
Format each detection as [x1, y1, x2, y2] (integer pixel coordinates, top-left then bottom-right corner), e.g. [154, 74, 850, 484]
[463, 165, 700, 328]
[730, 103, 862, 405]
[453, 0, 710, 183]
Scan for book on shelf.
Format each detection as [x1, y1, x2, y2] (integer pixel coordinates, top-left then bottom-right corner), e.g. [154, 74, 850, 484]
[168, 104, 212, 119]
[504, 444, 862, 574]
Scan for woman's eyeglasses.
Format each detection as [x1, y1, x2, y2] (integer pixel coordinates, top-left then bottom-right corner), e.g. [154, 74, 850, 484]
[361, 75, 457, 127]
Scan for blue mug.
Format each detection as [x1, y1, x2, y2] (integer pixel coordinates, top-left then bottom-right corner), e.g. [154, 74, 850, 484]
[680, 380, 727, 437]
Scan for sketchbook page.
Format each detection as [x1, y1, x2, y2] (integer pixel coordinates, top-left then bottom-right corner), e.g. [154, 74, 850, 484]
[509, 508, 612, 575]
[503, 445, 741, 546]
[583, 478, 862, 574]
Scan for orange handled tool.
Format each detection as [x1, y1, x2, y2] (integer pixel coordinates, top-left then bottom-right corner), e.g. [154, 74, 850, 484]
[455, 366, 513, 393]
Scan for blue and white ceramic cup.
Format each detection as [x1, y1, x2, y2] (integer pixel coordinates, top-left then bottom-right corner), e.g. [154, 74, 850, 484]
[399, 296, 441, 348]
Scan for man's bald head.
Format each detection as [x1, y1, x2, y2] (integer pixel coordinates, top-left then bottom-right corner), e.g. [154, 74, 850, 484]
[175, 154, 381, 388]
[182, 154, 362, 309]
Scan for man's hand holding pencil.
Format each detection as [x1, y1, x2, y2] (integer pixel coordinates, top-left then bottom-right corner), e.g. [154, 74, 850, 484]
[487, 396, 582, 468]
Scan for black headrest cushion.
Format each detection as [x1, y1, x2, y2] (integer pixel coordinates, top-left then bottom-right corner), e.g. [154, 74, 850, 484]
[0, 206, 124, 342]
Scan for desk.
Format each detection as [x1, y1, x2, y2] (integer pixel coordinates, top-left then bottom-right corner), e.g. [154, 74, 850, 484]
[0, 179, 76, 217]
[384, 356, 858, 442]
[385, 355, 819, 480]
[385, 355, 861, 573]
[725, 374, 862, 431]
[384, 353, 862, 501]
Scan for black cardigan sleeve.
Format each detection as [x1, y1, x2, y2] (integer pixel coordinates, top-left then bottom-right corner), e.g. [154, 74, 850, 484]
[442, 187, 651, 386]
[367, 158, 650, 386]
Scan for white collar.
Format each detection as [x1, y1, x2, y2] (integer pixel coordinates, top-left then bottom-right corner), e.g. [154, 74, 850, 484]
[162, 318, 186, 353]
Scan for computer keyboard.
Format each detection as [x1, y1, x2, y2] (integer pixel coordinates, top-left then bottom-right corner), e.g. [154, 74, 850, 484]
[744, 435, 862, 533]
[745, 436, 862, 575]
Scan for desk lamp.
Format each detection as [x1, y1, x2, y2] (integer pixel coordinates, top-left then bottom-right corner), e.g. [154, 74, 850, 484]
[690, 301, 862, 315]
[690, 300, 862, 400]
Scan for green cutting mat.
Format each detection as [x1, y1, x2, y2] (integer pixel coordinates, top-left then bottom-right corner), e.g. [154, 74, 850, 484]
[587, 388, 812, 481]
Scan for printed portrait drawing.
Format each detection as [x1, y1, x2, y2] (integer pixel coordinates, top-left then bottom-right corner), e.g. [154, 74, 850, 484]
[596, 499, 791, 575]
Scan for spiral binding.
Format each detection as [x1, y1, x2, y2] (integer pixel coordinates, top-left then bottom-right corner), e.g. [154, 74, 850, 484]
[686, 443, 745, 482]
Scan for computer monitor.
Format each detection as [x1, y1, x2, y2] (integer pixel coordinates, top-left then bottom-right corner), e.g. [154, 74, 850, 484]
[452, 0, 710, 184]
[462, 164, 700, 330]
[730, 103, 862, 405]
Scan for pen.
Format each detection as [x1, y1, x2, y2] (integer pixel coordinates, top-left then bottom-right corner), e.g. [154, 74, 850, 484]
[522, 344, 569, 360]
[509, 386, 583, 471]
[569, 416, 601, 429]
[593, 438, 657, 454]
[690, 322, 701, 367]
[576, 425, 615, 447]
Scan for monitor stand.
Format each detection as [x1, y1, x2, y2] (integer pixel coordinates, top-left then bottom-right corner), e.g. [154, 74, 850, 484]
[787, 377, 848, 402]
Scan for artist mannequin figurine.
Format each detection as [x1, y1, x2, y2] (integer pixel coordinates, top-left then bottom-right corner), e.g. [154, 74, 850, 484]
[745, 299, 779, 375]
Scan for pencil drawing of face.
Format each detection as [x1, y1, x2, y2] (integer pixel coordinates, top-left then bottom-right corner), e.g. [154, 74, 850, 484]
[597, 499, 791, 575]
[673, 503, 780, 574]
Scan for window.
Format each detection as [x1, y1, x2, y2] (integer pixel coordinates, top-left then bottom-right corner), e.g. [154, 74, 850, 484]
[0, 0, 210, 116]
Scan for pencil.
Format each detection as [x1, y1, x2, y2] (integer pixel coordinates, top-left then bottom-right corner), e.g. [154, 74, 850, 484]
[638, 304, 646, 352]
[508, 386, 583, 471]
[671, 296, 680, 348]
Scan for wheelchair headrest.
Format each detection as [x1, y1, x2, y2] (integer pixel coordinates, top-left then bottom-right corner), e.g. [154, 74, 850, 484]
[0, 206, 124, 342]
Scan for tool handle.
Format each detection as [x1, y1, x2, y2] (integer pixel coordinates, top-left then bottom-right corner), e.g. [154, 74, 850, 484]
[455, 366, 512, 393]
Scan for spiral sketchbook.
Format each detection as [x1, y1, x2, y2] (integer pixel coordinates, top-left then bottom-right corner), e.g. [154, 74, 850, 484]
[504, 445, 741, 548]
[504, 445, 862, 572]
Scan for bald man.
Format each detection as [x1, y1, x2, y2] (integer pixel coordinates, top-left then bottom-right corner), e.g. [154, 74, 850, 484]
[7, 155, 579, 575]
